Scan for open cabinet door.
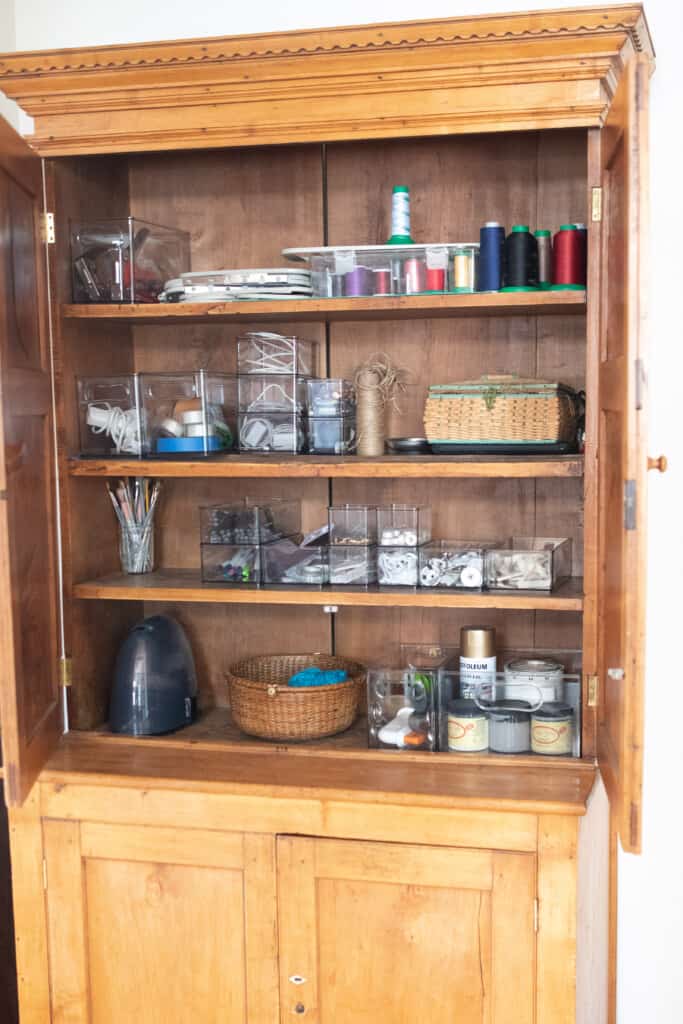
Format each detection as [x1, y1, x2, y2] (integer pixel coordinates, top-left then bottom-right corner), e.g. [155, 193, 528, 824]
[0, 116, 62, 804]
[597, 55, 650, 854]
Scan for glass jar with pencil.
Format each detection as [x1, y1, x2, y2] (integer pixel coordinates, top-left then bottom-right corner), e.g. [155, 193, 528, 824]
[106, 478, 161, 574]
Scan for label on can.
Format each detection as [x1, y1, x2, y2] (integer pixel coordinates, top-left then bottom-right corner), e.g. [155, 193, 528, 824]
[448, 713, 488, 752]
[531, 720, 572, 755]
[459, 655, 497, 700]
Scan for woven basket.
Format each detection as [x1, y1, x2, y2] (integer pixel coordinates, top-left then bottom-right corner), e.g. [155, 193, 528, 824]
[227, 654, 366, 741]
[424, 375, 579, 444]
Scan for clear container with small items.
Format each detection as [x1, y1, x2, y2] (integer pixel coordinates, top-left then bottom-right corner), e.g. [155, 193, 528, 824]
[377, 504, 431, 546]
[308, 416, 356, 455]
[200, 542, 265, 585]
[200, 498, 300, 545]
[377, 547, 421, 587]
[306, 378, 356, 416]
[418, 540, 502, 589]
[71, 218, 190, 303]
[283, 243, 479, 298]
[399, 644, 458, 751]
[367, 669, 437, 751]
[238, 374, 309, 412]
[76, 374, 142, 457]
[329, 546, 378, 586]
[328, 505, 377, 546]
[485, 537, 572, 591]
[139, 371, 237, 456]
[237, 332, 318, 377]
[262, 536, 329, 586]
[238, 411, 307, 453]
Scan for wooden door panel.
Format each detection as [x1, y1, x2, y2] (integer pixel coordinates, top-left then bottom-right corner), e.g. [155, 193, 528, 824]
[43, 821, 279, 1024]
[277, 836, 536, 1024]
[597, 55, 650, 853]
[0, 115, 61, 804]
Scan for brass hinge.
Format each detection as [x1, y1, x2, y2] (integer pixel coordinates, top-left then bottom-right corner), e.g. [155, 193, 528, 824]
[591, 187, 602, 222]
[41, 212, 55, 245]
[533, 898, 539, 933]
[586, 674, 599, 708]
[42, 859, 48, 891]
[624, 480, 637, 531]
[59, 656, 73, 688]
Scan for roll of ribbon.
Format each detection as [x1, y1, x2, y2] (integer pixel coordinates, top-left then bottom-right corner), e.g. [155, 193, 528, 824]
[160, 417, 184, 438]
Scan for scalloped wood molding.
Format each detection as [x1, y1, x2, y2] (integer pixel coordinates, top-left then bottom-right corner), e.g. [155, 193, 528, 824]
[0, 5, 653, 155]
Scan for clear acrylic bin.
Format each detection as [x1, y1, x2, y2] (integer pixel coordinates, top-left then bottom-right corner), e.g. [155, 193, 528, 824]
[283, 243, 479, 298]
[71, 218, 190, 303]
[485, 537, 572, 590]
[308, 416, 356, 455]
[367, 669, 437, 751]
[262, 536, 329, 586]
[238, 374, 309, 412]
[306, 378, 356, 416]
[238, 411, 306, 453]
[329, 546, 377, 586]
[328, 505, 377, 546]
[377, 504, 431, 546]
[237, 333, 318, 377]
[377, 546, 422, 586]
[200, 498, 300, 545]
[77, 374, 142, 457]
[139, 371, 237, 456]
[200, 542, 265, 585]
[418, 540, 502, 589]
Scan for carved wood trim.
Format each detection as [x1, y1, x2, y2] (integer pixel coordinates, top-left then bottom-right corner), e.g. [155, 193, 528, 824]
[0, 5, 654, 155]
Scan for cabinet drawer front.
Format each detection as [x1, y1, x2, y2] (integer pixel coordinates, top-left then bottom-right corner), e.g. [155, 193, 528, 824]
[277, 835, 536, 1024]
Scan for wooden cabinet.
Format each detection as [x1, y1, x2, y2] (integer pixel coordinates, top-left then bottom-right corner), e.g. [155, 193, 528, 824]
[42, 821, 278, 1024]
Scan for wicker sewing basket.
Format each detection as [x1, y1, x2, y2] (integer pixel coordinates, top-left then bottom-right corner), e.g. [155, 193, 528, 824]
[423, 375, 579, 444]
[227, 654, 366, 741]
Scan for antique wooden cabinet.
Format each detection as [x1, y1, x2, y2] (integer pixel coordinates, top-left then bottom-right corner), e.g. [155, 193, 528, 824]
[0, 5, 655, 1022]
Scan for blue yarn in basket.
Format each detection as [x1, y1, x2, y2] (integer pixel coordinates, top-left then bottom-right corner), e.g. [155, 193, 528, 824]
[288, 667, 348, 688]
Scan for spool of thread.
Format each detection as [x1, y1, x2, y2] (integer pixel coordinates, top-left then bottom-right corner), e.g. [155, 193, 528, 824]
[426, 267, 445, 292]
[574, 222, 588, 282]
[552, 225, 585, 288]
[478, 222, 505, 291]
[373, 269, 391, 295]
[404, 258, 426, 294]
[534, 230, 552, 287]
[503, 225, 538, 290]
[387, 185, 414, 244]
[344, 266, 374, 297]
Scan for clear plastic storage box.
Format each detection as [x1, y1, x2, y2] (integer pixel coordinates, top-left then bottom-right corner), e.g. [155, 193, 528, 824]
[200, 542, 264, 585]
[139, 372, 237, 456]
[328, 505, 377, 546]
[485, 537, 572, 590]
[418, 540, 502, 589]
[308, 416, 356, 455]
[367, 669, 437, 751]
[329, 546, 378, 586]
[238, 374, 309, 412]
[377, 504, 431, 546]
[283, 243, 479, 298]
[237, 333, 318, 377]
[238, 411, 307, 453]
[262, 536, 329, 586]
[71, 218, 190, 303]
[377, 546, 422, 587]
[306, 379, 356, 416]
[200, 498, 300, 545]
[77, 375, 142, 457]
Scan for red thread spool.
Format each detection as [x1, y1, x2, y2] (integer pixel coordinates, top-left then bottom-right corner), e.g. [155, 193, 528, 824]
[426, 268, 445, 291]
[552, 225, 585, 286]
[373, 269, 391, 295]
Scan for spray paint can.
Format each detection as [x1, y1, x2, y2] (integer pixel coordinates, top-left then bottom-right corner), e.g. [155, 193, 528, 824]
[478, 222, 505, 291]
[387, 185, 414, 244]
[459, 625, 497, 701]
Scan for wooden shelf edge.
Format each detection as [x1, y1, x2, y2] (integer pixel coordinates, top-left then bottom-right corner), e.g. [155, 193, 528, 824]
[62, 291, 586, 324]
[68, 454, 584, 480]
[73, 570, 584, 611]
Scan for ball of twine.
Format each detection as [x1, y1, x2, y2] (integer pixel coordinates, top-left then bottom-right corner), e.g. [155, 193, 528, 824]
[353, 352, 408, 456]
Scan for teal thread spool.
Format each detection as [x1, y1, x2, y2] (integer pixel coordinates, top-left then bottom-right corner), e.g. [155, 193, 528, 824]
[387, 186, 414, 244]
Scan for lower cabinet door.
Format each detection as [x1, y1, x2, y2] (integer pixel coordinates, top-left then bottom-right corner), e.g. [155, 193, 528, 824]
[42, 821, 279, 1024]
[277, 836, 536, 1024]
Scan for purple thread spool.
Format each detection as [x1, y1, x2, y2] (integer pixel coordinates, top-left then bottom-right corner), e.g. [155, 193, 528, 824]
[344, 266, 374, 297]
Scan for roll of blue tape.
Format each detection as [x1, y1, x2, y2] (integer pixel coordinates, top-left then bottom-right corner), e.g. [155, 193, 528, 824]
[156, 436, 222, 453]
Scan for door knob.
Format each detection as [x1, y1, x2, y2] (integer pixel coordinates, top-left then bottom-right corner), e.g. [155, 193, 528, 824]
[647, 455, 668, 472]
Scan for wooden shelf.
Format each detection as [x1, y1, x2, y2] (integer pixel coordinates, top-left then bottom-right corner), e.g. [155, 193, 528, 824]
[73, 569, 584, 611]
[62, 291, 586, 324]
[68, 454, 584, 480]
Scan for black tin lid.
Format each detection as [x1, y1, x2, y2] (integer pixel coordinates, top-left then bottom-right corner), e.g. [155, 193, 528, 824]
[448, 699, 485, 718]
[532, 702, 574, 720]
[486, 698, 532, 722]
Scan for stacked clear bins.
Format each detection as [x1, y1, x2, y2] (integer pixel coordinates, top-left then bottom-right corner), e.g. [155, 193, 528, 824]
[199, 498, 301, 585]
[377, 505, 432, 586]
[328, 505, 378, 586]
[237, 332, 317, 454]
[140, 372, 238, 456]
[306, 379, 356, 454]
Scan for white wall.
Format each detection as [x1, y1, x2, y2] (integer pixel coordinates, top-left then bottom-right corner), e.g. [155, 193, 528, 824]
[3, 1, 682, 1020]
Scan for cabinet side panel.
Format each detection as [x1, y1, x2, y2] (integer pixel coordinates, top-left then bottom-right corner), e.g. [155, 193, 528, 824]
[536, 814, 579, 1024]
[576, 777, 609, 1024]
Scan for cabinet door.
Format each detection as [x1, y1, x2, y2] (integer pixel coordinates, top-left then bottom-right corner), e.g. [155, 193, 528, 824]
[0, 115, 61, 804]
[277, 836, 536, 1024]
[596, 55, 650, 853]
[43, 821, 279, 1024]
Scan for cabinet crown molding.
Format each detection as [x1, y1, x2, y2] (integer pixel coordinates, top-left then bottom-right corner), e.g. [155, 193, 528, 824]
[0, 4, 655, 155]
